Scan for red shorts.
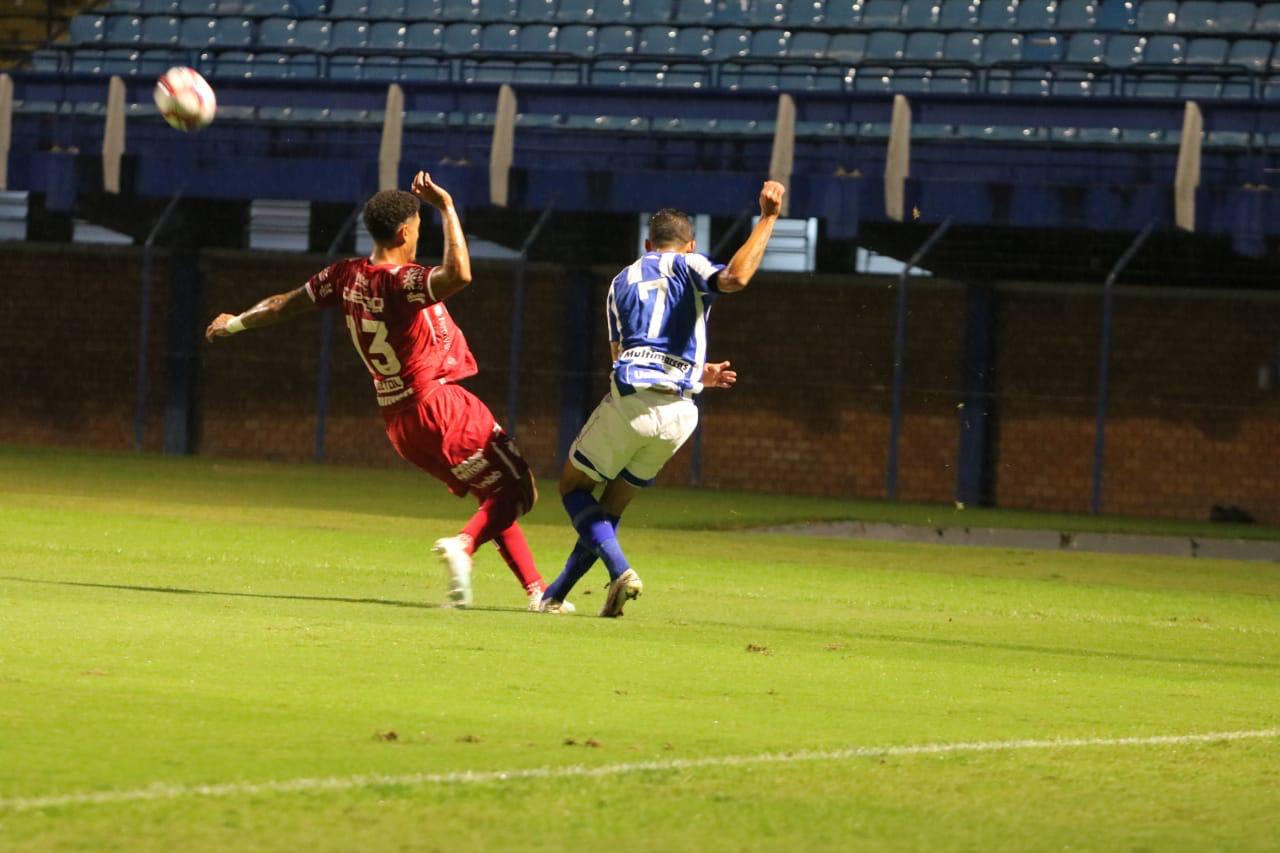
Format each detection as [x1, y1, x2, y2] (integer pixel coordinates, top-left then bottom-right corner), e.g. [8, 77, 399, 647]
[383, 384, 534, 510]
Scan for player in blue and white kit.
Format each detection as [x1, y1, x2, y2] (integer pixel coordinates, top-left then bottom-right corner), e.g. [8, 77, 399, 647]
[542, 180, 786, 616]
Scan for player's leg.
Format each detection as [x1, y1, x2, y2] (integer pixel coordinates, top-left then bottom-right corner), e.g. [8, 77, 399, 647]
[492, 521, 546, 609]
[538, 461, 617, 609]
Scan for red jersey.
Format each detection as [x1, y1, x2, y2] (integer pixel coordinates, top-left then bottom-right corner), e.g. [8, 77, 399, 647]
[304, 258, 478, 411]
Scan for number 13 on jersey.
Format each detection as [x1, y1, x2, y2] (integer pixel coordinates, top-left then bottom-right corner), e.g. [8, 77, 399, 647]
[346, 316, 402, 376]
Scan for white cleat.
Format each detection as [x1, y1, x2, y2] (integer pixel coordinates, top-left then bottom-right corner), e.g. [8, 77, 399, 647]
[527, 585, 545, 612]
[538, 598, 577, 614]
[433, 536, 473, 608]
[600, 569, 642, 618]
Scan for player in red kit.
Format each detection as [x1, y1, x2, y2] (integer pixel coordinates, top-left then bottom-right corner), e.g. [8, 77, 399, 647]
[205, 172, 552, 610]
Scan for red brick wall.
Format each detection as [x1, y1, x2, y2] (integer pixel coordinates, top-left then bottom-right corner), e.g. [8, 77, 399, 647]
[4, 242, 1277, 524]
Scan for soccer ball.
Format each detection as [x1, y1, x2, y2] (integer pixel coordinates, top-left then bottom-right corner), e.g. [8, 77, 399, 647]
[153, 67, 216, 132]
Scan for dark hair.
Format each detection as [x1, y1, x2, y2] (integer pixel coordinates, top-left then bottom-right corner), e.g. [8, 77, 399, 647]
[648, 208, 694, 249]
[362, 190, 420, 243]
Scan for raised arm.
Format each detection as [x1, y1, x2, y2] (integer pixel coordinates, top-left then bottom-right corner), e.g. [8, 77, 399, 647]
[713, 180, 786, 294]
[205, 285, 315, 342]
[412, 171, 472, 302]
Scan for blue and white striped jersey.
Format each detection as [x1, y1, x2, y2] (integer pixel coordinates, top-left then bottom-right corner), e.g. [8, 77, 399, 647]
[607, 251, 727, 396]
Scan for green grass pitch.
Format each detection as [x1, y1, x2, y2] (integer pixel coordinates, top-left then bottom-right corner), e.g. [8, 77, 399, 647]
[1, 446, 1278, 851]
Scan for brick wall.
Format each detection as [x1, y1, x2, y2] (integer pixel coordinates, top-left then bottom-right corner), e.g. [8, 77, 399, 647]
[3, 241, 1277, 524]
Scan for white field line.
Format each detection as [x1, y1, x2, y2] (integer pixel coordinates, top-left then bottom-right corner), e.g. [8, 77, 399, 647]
[2, 728, 1276, 813]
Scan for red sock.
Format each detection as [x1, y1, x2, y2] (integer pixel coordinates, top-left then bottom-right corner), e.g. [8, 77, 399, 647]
[460, 490, 522, 552]
[494, 522, 543, 593]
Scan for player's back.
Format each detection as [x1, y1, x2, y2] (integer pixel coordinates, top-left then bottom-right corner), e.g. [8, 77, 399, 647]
[607, 251, 724, 395]
[305, 257, 477, 410]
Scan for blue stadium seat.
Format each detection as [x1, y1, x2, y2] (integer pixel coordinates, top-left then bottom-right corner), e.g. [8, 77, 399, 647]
[676, 0, 715, 22]
[1178, 76, 1220, 97]
[903, 0, 940, 27]
[290, 54, 321, 76]
[638, 25, 678, 54]
[1228, 39, 1272, 73]
[710, 27, 750, 58]
[1209, 1, 1256, 32]
[329, 55, 364, 79]
[865, 30, 905, 61]
[938, 0, 979, 28]
[594, 0, 632, 21]
[788, 29, 827, 58]
[441, 0, 480, 19]
[1022, 32, 1062, 62]
[556, 0, 595, 21]
[1184, 36, 1226, 63]
[139, 0, 177, 12]
[142, 15, 179, 44]
[214, 17, 252, 47]
[442, 22, 481, 52]
[821, 0, 859, 26]
[943, 31, 982, 63]
[633, 0, 673, 22]
[515, 0, 553, 19]
[860, 0, 902, 27]
[1016, 0, 1055, 28]
[750, 0, 787, 24]
[250, 52, 291, 77]
[597, 25, 636, 53]
[103, 48, 143, 74]
[1104, 34, 1146, 66]
[852, 67, 896, 93]
[905, 31, 945, 61]
[1254, 4, 1280, 34]
[105, 15, 142, 44]
[479, 0, 517, 18]
[557, 24, 596, 54]
[827, 32, 867, 62]
[406, 22, 444, 49]
[1097, 0, 1136, 28]
[70, 14, 105, 43]
[1137, 0, 1177, 30]
[1218, 76, 1254, 97]
[1052, 69, 1101, 94]
[1174, 0, 1212, 31]
[657, 62, 706, 86]
[213, 50, 253, 78]
[931, 69, 974, 92]
[1132, 74, 1177, 96]
[1066, 33, 1105, 63]
[107, 0, 144, 11]
[403, 0, 442, 16]
[988, 69, 1049, 95]
[369, 21, 407, 48]
[328, 0, 367, 15]
[1057, 0, 1097, 29]
[231, 0, 289, 13]
[70, 49, 106, 74]
[332, 20, 371, 49]
[401, 56, 449, 79]
[672, 24, 713, 54]
[1143, 34, 1185, 63]
[723, 62, 781, 90]
[257, 18, 295, 48]
[983, 32, 1022, 63]
[511, 61, 580, 84]
[28, 49, 65, 71]
[751, 28, 789, 57]
[783, 0, 824, 25]
[362, 57, 401, 80]
[518, 22, 556, 50]
[781, 64, 843, 89]
[977, 0, 1018, 29]
[177, 16, 213, 46]
[712, 0, 751, 25]
[479, 22, 519, 50]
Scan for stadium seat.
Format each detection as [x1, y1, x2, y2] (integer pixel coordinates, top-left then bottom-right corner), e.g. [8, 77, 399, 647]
[751, 28, 790, 58]
[176, 16, 213, 47]
[517, 23, 556, 50]
[723, 62, 781, 90]
[290, 54, 321, 77]
[751, 0, 787, 24]
[328, 0, 367, 15]
[597, 25, 636, 54]
[860, 0, 902, 27]
[1053, 68, 1103, 93]
[977, 0, 1019, 29]
[104, 15, 142, 44]
[479, 22, 519, 50]
[406, 21, 444, 49]
[1104, 34, 1146, 66]
[1022, 32, 1063, 62]
[1218, 75, 1254, 97]
[905, 32, 946, 61]
[556, 0, 595, 21]
[400, 56, 449, 79]
[1210, 1, 1256, 32]
[442, 22, 481, 52]
[177, 0, 217, 12]
[441, 0, 481, 19]
[783, 0, 824, 25]
[1096, 0, 1136, 29]
[657, 62, 707, 86]
[938, 0, 980, 28]
[257, 18, 295, 48]
[1016, 0, 1056, 28]
[141, 15, 180, 44]
[676, 0, 715, 22]
[363, 57, 402, 80]
[331, 20, 371, 49]
[1133, 74, 1178, 96]
[866, 31, 905, 61]
[139, 0, 178, 12]
[943, 31, 983, 63]
[107, 0, 144, 11]
[902, 0, 940, 27]
[213, 50, 253, 78]
[1143, 34, 1185, 63]
[557, 24, 596, 54]
[328, 55, 363, 79]
[593, 0, 630, 21]
[236, 0, 292, 13]
[1184, 36, 1226, 64]
[102, 48, 144, 74]
[633, 0, 673, 22]
[1254, 4, 1280, 33]
[638, 25, 678, 54]
[1056, 0, 1098, 29]
[369, 21, 408, 48]
[515, 0, 553, 19]
[479, 0, 517, 18]
[1228, 39, 1272, 73]
[826, 31, 866, 62]
[984, 32, 1023, 64]
[710, 27, 750, 58]
[930, 68, 974, 92]
[403, 0, 442, 16]
[712, 0, 751, 25]
[1065, 33, 1105, 63]
[1137, 0, 1178, 30]
[788, 29, 827, 58]
[69, 14, 106, 43]
[250, 52, 292, 77]
[1178, 76, 1220, 97]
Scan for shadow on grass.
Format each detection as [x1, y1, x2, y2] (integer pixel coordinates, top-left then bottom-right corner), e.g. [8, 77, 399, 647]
[0, 576, 531, 614]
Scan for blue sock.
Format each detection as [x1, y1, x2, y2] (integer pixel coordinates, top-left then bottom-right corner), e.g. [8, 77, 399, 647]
[543, 516, 620, 602]
[561, 490, 630, 581]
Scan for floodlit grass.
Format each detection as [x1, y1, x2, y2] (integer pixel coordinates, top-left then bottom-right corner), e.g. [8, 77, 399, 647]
[1, 447, 1278, 851]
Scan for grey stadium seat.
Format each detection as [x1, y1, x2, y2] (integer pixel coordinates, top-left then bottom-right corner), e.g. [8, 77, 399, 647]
[403, 0, 442, 16]
[822, 0, 860, 26]
[596, 25, 636, 53]
[860, 0, 902, 27]
[1184, 36, 1227, 63]
[593, 0, 633, 22]
[902, 0, 940, 28]
[1254, 3, 1280, 33]
[1227, 39, 1272, 73]
[479, 23, 519, 50]
[406, 22, 444, 50]
[638, 24, 679, 54]
[865, 30, 905, 61]
[142, 15, 180, 44]
[905, 31, 945, 61]
[517, 23, 557, 51]
[1137, 0, 1178, 31]
[1056, 0, 1097, 29]
[328, 0, 367, 16]
[104, 15, 142, 44]
[442, 22, 481, 52]
[826, 32, 866, 62]
[1104, 34, 1146, 67]
[943, 31, 983, 64]
[441, 0, 480, 19]
[977, 0, 1018, 29]
[676, 0, 715, 23]
[788, 29, 827, 58]
[632, 0, 673, 23]
[710, 27, 750, 58]
[983, 32, 1022, 64]
[516, 0, 554, 19]
[750, 28, 789, 58]
[674, 26, 714, 55]
[556, 0, 595, 22]
[1022, 32, 1062, 62]
[331, 20, 371, 49]
[1065, 33, 1105, 63]
[369, 21, 408, 49]
[1143, 34, 1185, 63]
[1016, 0, 1055, 29]
[70, 14, 105, 43]
[783, 0, 824, 25]
[557, 24, 596, 55]
[938, 0, 979, 28]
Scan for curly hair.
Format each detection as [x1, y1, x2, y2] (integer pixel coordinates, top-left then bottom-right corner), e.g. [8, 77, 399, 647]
[362, 190, 421, 243]
[648, 208, 694, 249]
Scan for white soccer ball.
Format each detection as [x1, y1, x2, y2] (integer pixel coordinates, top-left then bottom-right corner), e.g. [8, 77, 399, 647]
[153, 67, 216, 132]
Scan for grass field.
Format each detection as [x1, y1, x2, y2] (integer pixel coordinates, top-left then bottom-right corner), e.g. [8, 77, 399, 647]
[1, 446, 1278, 851]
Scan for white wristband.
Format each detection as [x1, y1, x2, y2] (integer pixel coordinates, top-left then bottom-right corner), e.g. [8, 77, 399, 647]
[225, 315, 246, 334]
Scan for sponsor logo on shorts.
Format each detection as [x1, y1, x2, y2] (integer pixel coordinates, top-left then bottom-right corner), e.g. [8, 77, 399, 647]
[450, 451, 490, 482]
[474, 471, 502, 490]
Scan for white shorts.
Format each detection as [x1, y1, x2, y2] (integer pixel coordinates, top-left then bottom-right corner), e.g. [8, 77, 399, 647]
[569, 388, 699, 487]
